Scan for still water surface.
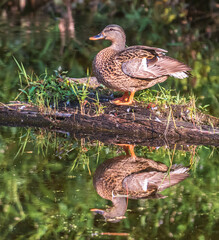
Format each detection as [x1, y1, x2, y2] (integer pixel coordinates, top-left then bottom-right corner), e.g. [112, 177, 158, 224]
[0, 126, 218, 239]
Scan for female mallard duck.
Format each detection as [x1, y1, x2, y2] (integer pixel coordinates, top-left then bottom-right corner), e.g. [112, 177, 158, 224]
[91, 145, 189, 222]
[89, 24, 191, 105]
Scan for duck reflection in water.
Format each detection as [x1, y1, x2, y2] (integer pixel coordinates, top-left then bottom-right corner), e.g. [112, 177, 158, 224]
[91, 145, 189, 223]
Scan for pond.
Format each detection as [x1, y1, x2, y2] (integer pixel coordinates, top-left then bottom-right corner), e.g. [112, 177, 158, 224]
[0, 1, 218, 239]
[0, 126, 218, 239]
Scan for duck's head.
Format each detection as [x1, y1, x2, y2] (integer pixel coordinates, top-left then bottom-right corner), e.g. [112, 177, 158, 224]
[90, 196, 127, 223]
[89, 24, 126, 50]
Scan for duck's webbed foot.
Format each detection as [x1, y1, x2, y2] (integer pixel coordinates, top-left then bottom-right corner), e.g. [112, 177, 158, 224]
[112, 91, 135, 105]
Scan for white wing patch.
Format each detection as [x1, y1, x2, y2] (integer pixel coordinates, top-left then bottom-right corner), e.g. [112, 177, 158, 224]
[172, 167, 188, 174]
[141, 179, 148, 191]
[140, 58, 148, 71]
[170, 71, 189, 79]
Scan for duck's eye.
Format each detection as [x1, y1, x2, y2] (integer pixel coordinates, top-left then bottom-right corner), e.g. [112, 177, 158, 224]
[109, 28, 114, 31]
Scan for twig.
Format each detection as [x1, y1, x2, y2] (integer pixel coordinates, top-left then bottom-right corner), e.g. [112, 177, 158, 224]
[67, 77, 100, 89]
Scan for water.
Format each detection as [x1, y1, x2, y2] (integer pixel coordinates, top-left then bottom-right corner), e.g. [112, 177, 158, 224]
[0, 4, 219, 239]
[0, 126, 218, 239]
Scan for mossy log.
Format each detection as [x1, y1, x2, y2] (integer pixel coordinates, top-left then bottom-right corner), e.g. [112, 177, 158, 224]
[0, 100, 218, 147]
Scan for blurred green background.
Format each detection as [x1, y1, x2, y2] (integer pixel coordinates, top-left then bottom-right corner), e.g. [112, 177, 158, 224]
[0, 0, 218, 115]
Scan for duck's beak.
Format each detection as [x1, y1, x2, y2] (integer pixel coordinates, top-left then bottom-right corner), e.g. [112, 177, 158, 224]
[90, 208, 105, 215]
[89, 32, 105, 40]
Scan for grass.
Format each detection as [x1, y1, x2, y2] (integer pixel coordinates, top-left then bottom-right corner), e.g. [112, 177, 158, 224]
[136, 85, 188, 107]
[14, 59, 90, 112]
[13, 58, 210, 121]
[14, 60, 107, 115]
[135, 84, 210, 117]
[12, 127, 107, 174]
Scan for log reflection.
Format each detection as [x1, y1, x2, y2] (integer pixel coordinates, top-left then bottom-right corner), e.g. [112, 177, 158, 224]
[91, 145, 189, 222]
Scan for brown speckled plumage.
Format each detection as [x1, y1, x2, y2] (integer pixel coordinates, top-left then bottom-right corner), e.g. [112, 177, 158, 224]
[91, 146, 189, 222]
[92, 47, 168, 92]
[93, 154, 168, 200]
[90, 24, 191, 105]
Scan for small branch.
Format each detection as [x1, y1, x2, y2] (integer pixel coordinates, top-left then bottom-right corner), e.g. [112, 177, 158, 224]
[67, 77, 100, 89]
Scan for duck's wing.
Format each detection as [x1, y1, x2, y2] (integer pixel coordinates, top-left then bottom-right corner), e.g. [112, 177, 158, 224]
[128, 45, 168, 54]
[117, 46, 191, 79]
[123, 167, 189, 193]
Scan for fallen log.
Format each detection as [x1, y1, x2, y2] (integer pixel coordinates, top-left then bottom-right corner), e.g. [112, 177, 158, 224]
[0, 101, 218, 147]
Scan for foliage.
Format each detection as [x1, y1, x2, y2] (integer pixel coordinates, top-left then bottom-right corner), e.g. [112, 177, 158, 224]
[136, 85, 187, 106]
[0, 0, 218, 115]
[14, 60, 93, 112]
[13, 60, 108, 115]
[136, 85, 210, 116]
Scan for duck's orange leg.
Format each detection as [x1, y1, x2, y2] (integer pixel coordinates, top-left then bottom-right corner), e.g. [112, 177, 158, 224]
[112, 91, 135, 105]
[117, 144, 136, 158]
[125, 145, 136, 158]
[112, 91, 129, 104]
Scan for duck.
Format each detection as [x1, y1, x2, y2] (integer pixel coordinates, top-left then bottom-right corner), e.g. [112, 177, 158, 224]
[89, 24, 191, 105]
[91, 145, 189, 222]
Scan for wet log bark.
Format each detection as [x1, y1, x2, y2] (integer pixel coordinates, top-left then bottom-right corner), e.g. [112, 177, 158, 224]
[0, 101, 218, 147]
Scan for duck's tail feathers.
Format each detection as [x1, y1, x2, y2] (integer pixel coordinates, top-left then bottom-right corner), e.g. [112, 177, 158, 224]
[159, 56, 191, 79]
[170, 71, 190, 79]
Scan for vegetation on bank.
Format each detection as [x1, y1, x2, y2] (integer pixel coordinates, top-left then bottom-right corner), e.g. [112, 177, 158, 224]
[13, 57, 212, 130]
[13, 60, 106, 115]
